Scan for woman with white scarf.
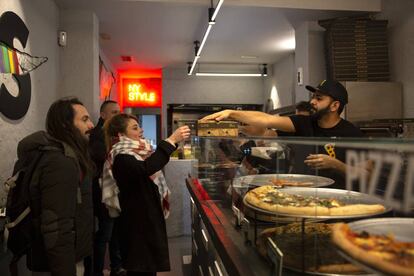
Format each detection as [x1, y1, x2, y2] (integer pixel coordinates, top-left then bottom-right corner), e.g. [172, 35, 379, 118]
[102, 113, 190, 276]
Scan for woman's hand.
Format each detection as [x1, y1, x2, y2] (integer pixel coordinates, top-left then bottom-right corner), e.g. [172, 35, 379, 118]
[167, 126, 191, 144]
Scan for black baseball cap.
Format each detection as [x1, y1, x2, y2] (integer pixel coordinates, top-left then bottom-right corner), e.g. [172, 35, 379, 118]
[305, 80, 348, 105]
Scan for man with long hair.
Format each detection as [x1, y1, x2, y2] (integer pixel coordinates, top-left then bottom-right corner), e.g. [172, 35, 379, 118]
[18, 97, 94, 276]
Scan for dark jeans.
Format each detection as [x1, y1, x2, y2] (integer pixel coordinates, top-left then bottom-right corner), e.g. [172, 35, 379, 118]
[93, 215, 122, 276]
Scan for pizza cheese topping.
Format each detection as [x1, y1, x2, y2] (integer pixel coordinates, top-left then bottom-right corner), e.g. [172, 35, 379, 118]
[332, 223, 414, 274]
[260, 189, 344, 208]
[245, 185, 386, 217]
[345, 228, 414, 266]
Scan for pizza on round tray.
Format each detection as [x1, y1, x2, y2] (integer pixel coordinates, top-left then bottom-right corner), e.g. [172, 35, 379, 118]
[244, 185, 385, 216]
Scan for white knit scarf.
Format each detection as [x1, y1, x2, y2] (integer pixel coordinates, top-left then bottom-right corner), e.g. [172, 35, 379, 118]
[101, 136, 170, 218]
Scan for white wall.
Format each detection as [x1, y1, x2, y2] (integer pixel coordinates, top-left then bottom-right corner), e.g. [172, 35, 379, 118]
[0, 0, 60, 185]
[264, 53, 295, 109]
[162, 67, 265, 136]
[379, 0, 414, 117]
[294, 22, 327, 103]
[59, 10, 100, 122]
[308, 29, 326, 87]
[294, 22, 311, 103]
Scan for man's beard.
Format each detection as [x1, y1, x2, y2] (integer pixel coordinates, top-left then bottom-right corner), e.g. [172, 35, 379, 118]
[74, 127, 91, 143]
[311, 106, 330, 120]
[83, 129, 92, 141]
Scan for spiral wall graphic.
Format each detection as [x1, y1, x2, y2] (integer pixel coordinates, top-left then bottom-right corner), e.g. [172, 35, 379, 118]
[0, 11, 31, 120]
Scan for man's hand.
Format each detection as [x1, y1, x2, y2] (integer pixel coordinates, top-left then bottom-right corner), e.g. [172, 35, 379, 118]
[167, 126, 191, 144]
[200, 109, 232, 122]
[304, 154, 345, 172]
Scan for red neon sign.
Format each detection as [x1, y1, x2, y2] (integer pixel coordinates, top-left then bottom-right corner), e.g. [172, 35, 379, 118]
[121, 78, 162, 108]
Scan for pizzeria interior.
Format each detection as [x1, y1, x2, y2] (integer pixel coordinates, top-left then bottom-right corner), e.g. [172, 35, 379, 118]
[0, 0, 414, 275]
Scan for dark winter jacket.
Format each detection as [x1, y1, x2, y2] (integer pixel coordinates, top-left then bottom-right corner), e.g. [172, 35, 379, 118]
[17, 131, 93, 276]
[89, 118, 109, 218]
[112, 140, 176, 272]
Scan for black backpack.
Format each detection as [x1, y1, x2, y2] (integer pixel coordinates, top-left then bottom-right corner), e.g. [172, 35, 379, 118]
[3, 145, 59, 276]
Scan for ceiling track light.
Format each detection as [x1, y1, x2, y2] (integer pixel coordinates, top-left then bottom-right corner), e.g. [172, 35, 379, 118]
[195, 73, 265, 77]
[194, 40, 200, 56]
[211, 0, 224, 21]
[197, 25, 212, 56]
[187, 0, 224, 76]
[188, 55, 199, 75]
[262, 63, 268, 76]
[195, 63, 268, 77]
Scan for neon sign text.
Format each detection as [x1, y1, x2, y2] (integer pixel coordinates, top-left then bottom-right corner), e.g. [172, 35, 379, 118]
[127, 84, 156, 102]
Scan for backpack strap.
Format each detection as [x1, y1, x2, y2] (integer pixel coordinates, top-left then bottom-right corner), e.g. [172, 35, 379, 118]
[1, 173, 21, 211]
[5, 207, 31, 229]
[4, 172, 21, 190]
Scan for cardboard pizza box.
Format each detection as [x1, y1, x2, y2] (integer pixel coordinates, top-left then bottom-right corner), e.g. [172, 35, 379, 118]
[197, 120, 239, 137]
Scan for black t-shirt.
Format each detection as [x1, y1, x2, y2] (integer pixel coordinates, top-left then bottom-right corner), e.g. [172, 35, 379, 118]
[290, 115, 364, 138]
[288, 115, 364, 189]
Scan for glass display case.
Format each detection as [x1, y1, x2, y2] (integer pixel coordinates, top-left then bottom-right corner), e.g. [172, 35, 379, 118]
[186, 136, 414, 276]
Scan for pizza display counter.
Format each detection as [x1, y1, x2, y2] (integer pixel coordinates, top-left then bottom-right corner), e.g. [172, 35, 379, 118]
[186, 136, 414, 275]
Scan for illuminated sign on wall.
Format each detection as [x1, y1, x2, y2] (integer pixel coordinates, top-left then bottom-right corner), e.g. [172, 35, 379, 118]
[121, 78, 161, 108]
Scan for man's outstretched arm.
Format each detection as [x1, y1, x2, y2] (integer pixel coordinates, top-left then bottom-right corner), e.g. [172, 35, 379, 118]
[200, 109, 296, 133]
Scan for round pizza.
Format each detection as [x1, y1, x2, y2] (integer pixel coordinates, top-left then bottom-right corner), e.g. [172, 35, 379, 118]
[244, 185, 385, 216]
[332, 223, 414, 275]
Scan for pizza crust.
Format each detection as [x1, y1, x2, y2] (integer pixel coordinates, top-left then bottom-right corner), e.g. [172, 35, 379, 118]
[328, 204, 385, 216]
[308, 263, 364, 274]
[332, 223, 414, 276]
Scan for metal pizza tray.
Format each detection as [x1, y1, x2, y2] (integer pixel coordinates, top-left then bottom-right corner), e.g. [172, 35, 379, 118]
[232, 174, 335, 189]
[285, 265, 376, 276]
[243, 204, 324, 224]
[243, 188, 392, 219]
[336, 218, 414, 275]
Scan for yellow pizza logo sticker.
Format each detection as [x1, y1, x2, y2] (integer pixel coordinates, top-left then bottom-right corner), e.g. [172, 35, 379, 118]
[324, 143, 336, 158]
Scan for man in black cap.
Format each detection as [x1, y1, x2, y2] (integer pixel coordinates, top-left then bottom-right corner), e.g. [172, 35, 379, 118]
[291, 79, 363, 138]
[201, 80, 364, 188]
